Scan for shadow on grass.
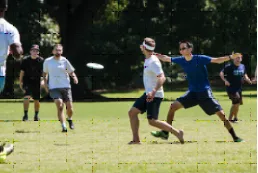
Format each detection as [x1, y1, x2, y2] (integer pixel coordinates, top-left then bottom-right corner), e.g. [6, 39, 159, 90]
[54, 143, 70, 146]
[148, 141, 197, 145]
[15, 130, 40, 133]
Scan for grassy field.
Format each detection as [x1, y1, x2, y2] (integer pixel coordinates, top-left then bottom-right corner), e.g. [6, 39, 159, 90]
[0, 90, 256, 173]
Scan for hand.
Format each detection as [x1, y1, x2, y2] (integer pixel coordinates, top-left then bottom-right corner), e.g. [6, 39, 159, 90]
[231, 53, 242, 59]
[73, 77, 78, 84]
[225, 81, 230, 86]
[146, 89, 156, 102]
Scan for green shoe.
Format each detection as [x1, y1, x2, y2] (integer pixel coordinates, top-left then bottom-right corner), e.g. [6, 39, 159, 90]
[234, 137, 244, 142]
[151, 131, 169, 140]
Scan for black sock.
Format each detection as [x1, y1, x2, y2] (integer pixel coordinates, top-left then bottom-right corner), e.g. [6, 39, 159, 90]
[229, 128, 238, 140]
[24, 111, 28, 117]
[162, 130, 169, 135]
[35, 111, 39, 117]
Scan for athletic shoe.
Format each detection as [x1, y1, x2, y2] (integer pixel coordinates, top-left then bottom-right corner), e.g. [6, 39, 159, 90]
[34, 116, 40, 121]
[62, 128, 67, 133]
[22, 115, 28, 121]
[151, 131, 169, 140]
[234, 137, 244, 142]
[67, 119, 74, 129]
[233, 117, 239, 122]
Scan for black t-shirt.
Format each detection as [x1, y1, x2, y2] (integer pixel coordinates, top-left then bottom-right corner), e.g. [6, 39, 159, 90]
[21, 56, 44, 85]
[221, 63, 246, 92]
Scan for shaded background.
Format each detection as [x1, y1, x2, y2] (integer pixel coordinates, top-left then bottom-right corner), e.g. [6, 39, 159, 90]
[1, 0, 256, 99]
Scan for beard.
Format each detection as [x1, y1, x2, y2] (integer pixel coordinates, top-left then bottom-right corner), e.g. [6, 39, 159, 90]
[55, 53, 61, 57]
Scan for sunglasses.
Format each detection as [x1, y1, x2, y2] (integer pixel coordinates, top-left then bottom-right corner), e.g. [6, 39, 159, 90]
[179, 47, 188, 51]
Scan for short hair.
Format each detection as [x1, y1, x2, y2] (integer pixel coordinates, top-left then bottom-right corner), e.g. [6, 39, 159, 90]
[179, 40, 194, 50]
[53, 44, 63, 49]
[144, 37, 156, 51]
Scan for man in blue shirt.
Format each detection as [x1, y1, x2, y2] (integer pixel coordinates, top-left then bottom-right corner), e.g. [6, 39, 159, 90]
[220, 55, 252, 122]
[151, 40, 243, 142]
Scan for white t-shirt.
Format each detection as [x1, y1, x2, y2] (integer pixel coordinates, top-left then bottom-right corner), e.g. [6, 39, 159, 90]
[43, 56, 75, 89]
[143, 55, 164, 98]
[0, 18, 21, 76]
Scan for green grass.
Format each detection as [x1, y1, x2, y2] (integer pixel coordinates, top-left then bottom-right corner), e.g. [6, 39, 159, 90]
[0, 90, 256, 173]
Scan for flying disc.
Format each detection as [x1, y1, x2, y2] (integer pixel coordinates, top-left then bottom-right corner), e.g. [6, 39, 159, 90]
[86, 63, 104, 70]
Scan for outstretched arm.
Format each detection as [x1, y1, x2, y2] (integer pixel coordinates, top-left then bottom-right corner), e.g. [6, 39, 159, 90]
[154, 53, 171, 62]
[210, 53, 242, 64]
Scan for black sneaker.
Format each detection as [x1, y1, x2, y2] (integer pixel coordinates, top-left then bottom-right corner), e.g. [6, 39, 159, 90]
[62, 128, 67, 132]
[22, 115, 28, 121]
[67, 119, 74, 129]
[34, 116, 40, 121]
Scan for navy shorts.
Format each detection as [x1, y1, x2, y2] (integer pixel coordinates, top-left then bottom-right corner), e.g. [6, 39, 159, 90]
[133, 93, 163, 120]
[176, 89, 222, 115]
[227, 91, 243, 105]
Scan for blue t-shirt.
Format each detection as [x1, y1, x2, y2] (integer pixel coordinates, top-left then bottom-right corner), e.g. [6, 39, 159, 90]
[221, 63, 246, 92]
[171, 55, 212, 92]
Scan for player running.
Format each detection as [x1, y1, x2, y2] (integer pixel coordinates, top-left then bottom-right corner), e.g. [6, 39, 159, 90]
[0, 0, 23, 93]
[220, 54, 252, 122]
[151, 40, 243, 142]
[43, 44, 78, 132]
[128, 38, 184, 144]
[19, 45, 44, 121]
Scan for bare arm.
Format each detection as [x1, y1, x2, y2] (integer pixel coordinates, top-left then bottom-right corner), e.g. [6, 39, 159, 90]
[244, 74, 252, 84]
[69, 72, 78, 84]
[43, 72, 48, 92]
[154, 54, 171, 62]
[19, 70, 25, 92]
[211, 56, 231, 64]
[153, 73, 166, 91]
[219, 71, 230, 86]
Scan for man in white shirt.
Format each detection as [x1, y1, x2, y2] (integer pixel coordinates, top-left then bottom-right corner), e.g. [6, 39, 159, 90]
[0, 0, 23, 93]
[43, 44, 78, 132]
[128, 38, 184, 144]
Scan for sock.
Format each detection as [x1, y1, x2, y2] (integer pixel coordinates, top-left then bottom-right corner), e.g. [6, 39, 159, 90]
[228, 128, 238, 140]
[162, 130, 169, 135]
[24, 111, 28, 117]
[35, 111, 39, 117]
[61, 122, 67, 129]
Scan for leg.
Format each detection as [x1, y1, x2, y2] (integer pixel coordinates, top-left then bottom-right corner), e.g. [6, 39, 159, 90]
[167, 101, 184, 125]
[65, 101, 74, 129]
[34, 100, 40, 121]
[22, 96, 30, 121]
[54, 99, 66, 131]
[228, 91, 241, 121]
[128, 107, 141, 143]
[148, 119, 184, 144]
[229, 105, 234, 121]
[233, 104, 240, 120]
[216, 110, 243, 142]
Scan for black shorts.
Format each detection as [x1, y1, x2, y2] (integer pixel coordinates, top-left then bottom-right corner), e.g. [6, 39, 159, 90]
[23, 84, 41, 100]
[133, 93, 163, 120]
[176, 89, 222, 115]
[227, 91, 243, 105]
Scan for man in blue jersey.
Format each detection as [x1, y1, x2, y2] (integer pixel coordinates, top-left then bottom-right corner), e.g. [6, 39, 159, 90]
[220, 55, 252, 122]
[151, 40, 243, 142]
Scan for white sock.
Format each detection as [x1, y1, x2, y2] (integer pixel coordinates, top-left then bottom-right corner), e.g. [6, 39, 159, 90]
[67, 117, 72, 120]
[61, 122, 67, 129]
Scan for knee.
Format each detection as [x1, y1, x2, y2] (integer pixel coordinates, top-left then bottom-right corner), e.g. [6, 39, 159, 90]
[148, 119, 156, 126]
[170, 104, 178, 112]
[128, 109, 137, 118]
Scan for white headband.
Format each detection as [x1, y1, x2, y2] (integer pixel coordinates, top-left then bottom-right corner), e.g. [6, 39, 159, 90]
[143, 41, 155, 51]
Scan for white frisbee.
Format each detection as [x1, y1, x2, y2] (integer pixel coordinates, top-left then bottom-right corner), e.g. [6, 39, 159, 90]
[86, 63, 104, 70]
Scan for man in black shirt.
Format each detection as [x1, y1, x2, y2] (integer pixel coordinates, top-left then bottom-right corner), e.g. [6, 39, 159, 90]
[19, 45, 44, 121]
